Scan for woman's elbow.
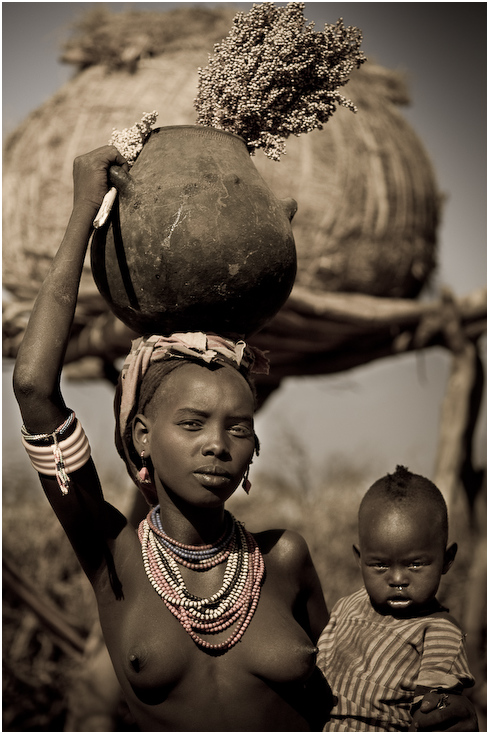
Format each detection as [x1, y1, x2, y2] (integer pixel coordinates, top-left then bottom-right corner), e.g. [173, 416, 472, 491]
[13, 363, 53, 408]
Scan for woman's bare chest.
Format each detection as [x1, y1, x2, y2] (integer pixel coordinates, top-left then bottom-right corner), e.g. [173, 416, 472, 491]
[101, 546, 318, 695]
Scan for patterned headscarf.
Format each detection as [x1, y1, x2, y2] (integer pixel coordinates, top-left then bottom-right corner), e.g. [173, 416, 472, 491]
[114, 332, 269, 501]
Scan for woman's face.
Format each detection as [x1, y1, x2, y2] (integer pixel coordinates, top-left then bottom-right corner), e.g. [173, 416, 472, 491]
[137, 363, 256, 508]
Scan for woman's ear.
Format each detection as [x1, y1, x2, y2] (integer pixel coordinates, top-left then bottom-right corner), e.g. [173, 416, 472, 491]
[442, 542, 458, 574]
[132, 413, 151, 456]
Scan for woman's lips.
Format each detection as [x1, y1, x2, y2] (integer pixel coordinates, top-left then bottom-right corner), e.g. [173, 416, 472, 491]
[193, 466, 232, 486]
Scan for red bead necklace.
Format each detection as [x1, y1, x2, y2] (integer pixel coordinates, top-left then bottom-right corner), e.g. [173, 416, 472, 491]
[138, 508, 265, 652]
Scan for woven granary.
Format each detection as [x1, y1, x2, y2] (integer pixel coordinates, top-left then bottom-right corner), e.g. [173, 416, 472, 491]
[3, 6, 440, 302]
[2, 5, 484, 396]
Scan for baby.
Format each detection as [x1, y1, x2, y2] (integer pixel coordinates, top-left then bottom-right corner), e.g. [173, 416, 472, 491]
[318, 465, 475, 731]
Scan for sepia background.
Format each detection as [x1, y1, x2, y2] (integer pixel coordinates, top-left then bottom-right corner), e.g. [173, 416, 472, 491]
[3, 2, 486, 731]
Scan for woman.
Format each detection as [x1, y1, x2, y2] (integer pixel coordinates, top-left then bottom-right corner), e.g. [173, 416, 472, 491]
[13, 147, 478, 731]
[13, 146, 331, 731]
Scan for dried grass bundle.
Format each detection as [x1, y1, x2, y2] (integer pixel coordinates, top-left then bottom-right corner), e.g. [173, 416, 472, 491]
[195, 3, 366, 160]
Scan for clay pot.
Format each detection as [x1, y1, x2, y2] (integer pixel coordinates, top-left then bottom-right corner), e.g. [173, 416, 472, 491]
[91, 125, 297, 337]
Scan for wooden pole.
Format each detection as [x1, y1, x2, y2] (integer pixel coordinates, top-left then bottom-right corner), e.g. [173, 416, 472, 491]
[3, 554, 86, 657]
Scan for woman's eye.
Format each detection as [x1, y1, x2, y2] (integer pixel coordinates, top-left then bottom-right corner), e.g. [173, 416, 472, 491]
[229, 425, 252, 438]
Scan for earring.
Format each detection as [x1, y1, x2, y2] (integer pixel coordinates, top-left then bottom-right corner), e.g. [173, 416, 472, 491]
[242, 463, 252, 494]
[139, 451, 152, 484]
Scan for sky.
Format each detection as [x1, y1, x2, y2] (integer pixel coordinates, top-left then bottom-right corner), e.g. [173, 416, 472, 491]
[2, 2, 487, 496]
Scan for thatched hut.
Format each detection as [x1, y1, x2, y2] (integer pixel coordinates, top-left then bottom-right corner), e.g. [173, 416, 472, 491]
[3, 5, 440, 307]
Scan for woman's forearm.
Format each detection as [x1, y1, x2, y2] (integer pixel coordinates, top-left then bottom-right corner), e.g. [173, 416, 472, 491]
[13, 146, 128, 434]
[13, 204, 95, 433]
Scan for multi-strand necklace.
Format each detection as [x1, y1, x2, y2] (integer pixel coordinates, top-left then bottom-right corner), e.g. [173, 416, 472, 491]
[138, 505, 265, 652]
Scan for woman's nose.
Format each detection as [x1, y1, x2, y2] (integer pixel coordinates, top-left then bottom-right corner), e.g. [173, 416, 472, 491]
[201, 429, 230, 457]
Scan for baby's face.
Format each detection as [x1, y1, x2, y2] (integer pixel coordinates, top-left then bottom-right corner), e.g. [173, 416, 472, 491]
[357, 506, 449, 616]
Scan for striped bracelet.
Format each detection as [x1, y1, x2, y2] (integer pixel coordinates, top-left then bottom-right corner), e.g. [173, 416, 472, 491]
[21, 414, 91, 494]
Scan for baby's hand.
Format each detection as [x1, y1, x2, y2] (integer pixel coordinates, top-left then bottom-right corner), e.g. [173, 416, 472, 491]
[411, 690, 478, 731]
[72, 146, 128, 215]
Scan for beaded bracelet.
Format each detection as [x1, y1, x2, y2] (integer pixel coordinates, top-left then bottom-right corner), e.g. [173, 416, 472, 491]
[21, 413, 91, 495]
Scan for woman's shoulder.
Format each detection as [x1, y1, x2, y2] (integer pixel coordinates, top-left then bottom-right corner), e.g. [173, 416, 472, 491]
[252, 527, 312, 570]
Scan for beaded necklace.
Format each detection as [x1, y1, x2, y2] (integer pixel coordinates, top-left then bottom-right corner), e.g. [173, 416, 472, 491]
[147, 506, 235, 570]
[138, 506, 265, 651]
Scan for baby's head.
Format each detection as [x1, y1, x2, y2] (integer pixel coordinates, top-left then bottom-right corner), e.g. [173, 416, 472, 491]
[354, 465, 457, 617]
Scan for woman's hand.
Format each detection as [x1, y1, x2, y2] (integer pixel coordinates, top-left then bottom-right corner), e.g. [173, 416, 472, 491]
[410, 691, 478, 731]
[72, 145, 128, 216]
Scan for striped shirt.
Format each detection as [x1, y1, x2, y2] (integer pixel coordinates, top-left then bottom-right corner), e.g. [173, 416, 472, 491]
[317, 588, 474, 732]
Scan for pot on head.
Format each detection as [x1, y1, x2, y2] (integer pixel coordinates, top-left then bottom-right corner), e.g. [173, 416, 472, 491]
[91, 125, 297, 338]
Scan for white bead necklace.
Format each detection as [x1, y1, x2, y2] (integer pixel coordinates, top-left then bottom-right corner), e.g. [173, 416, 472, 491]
[138, 507, 265, 651]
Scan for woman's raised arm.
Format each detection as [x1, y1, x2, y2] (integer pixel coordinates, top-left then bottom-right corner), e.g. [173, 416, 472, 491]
[12, 147, 130, 580]
[13, 146, 127, 434]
